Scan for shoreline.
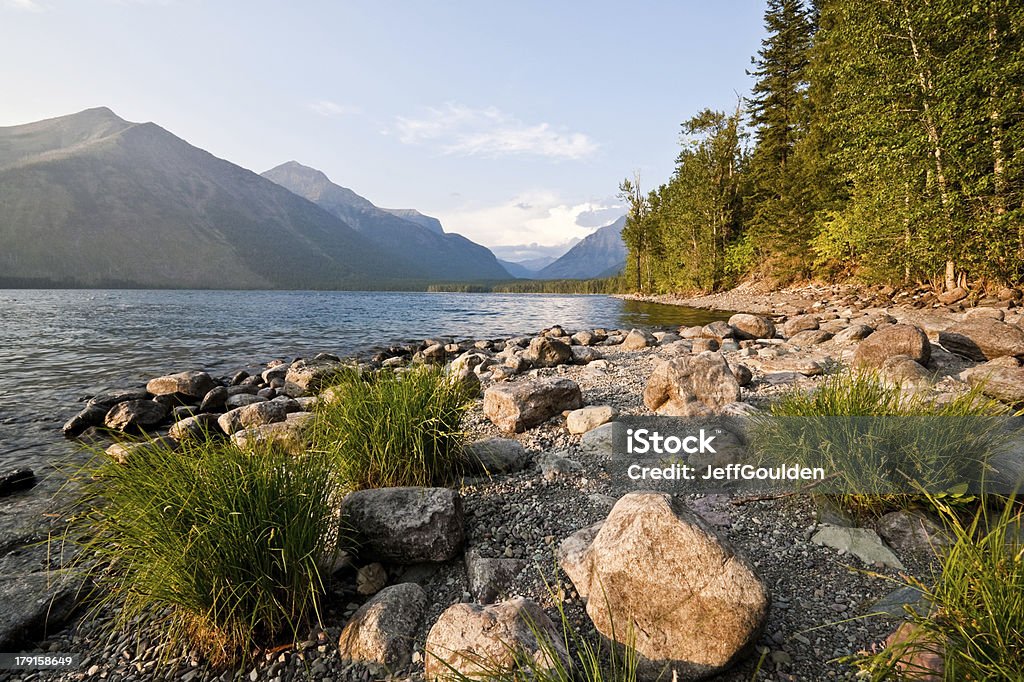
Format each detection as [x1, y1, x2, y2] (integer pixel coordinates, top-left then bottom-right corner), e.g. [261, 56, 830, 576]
[1, 294, 1022, 681]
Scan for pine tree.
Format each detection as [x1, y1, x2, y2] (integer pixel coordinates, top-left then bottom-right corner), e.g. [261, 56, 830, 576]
[745, 0, 816, 277]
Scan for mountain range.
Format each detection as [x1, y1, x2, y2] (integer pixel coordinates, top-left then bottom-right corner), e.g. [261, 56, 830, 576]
[0, 108, 505, 288]
[535, 216, 627, 279]
[0, 107, 625, 288]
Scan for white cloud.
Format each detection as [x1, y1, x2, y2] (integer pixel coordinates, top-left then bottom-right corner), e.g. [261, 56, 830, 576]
[395, 104, 598, 160]
[4, 0, 43, 11]
[435, 191, 622, 247]
[308, 100, 359, 118]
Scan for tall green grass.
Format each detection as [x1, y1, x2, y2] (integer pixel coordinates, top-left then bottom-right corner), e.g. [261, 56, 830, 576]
[750, 369, 1009, 514]
[310, 365, 474, 488]
[63, 437, 345, 667]
[854, 496, 1024, 680]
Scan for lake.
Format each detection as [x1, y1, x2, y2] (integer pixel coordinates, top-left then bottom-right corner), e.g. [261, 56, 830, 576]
[0, 290, 731, 474]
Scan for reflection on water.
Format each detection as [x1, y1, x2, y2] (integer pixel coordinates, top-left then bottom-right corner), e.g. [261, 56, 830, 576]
[0, 290, 732, 472]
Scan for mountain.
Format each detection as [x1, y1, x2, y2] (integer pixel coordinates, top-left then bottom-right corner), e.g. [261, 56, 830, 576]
[0, 107, 420, 288]
[537, 216, 627, 279]
[497, 256, 558, 279]
[381, 208, 444, 234]
[262, 162, 509, 281]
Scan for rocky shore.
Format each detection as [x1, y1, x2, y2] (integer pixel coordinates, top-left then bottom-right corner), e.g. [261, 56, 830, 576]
[2, 283, 1023, 681]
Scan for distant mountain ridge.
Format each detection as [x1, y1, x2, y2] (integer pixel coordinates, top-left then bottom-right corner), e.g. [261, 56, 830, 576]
[537, 216, 627, 279]
[0, 107, 415, 288]
[262, 161, 508, 281]
[0, 108, 512, 288]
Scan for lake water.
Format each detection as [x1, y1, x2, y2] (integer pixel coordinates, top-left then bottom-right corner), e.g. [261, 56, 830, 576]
[0, 290, 731, 474]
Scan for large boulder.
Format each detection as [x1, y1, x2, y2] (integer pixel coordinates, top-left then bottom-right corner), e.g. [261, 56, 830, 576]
[782, 314, 819, 338]
[643, 352, 740, 417]
[787, 329, 833, 346]
[145, 371, 215, 400]
[341, 487, 464, 563]
[939, 317, 1024, 361]
[700, 321, 734, 342]
[621, 328, 658, 350]
[483, 379, 583, 433]
[217, 400, 289, 435]
[230, 413, 313, 455]
[105, 436, 179, 465]
[103, 400, 169, 431]
[559, 493, 768, 681]
[285, 354, 344, 392]
[168, 413, 220, 442]
[425, 598, 570, 681]
[523, 336, 573, 368]
[853, 324, 931, 368]
[728, 313, 775, 340]
[962, 363, 1024, 403]
[62, 404, 109, 438]
[337, 583, 427, 671]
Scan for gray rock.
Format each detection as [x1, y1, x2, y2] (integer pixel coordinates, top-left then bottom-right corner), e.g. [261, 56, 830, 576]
[571, 345, 603, 364]
[425, 598, 569, 680]
[691, 338, 720, 353]
[168, 413, 220, 442]
[876, 510, 951, 555]
[464, 438, 531, 474]
[85, 387, 149, 409]
[538, 452, 582, 480]
[105, 435, 179, 464]
[62, 404, 108, 438]
[217, 400, 289, 435]
[230, 414, 312, 455]
[566, 405, 618, 435]
[224, 393, 265, 409]
[701, 320, 734, 342]
[559, 493, 768, 681]
[483, 378, 583, 433]
[523, 336, 573, 368]
[341, 487, 464, 563]
[728, 313, 775, 340]
[787, 329, 834, 346]
[622, 328, 658, 350]
[643, 352, 741, 417]
[145, 370, 215, 400]
[939, 317, 1024, 361]
[963, 363, 1024, 403]
[0, 468, 36, 497]
[782, 314, 819, 338]
[337, 583, 427, 670]
[103, 399, 169, 431]
[833, 324, 874, 343]
[286, 354, 344, 391]
[0, 569, 83, 649]
[356, 563, 388, 596]
[465, 549, 526, 604]
[811, 526, 904, 568]
[854, 324, 932, 368]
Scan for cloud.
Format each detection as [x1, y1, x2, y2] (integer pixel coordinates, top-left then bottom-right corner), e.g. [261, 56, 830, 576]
[4, 0, 43, 11]
[489, 241, 579, 263]
[308, 100, 360, 118]
[395, 104, 598, 160]
[435, 191, 622, 247]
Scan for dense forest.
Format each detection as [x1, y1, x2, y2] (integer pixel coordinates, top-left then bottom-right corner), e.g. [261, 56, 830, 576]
[621, 0, 1024, 294]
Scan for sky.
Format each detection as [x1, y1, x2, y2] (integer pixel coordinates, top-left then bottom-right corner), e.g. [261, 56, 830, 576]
[0, 0, 767, 261]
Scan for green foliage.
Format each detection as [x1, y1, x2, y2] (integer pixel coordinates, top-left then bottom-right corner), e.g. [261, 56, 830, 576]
[853, 496, 1024, 681]
[623, 0, 1024, 292]
[310, 365, 474, 489]
[63, 438, 345, 667]
[751, 369, 1009, 514]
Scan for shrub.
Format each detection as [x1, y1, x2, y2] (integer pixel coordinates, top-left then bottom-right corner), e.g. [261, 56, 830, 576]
[854, 496, 1024, 680]
[310, 365, 474, 489]
[63, 437, 345, 667]
[750, 369, 1009, 514]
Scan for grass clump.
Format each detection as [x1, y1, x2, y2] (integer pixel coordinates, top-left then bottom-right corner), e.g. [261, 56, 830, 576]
[854, 496, 1024, 681]
[310, 365, 475, 488]
[64, 437, 345, 668]
[750, 369, 1009, 514]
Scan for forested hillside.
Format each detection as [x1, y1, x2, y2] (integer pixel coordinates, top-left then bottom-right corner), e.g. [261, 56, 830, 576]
[622, 0, 1023, 294]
